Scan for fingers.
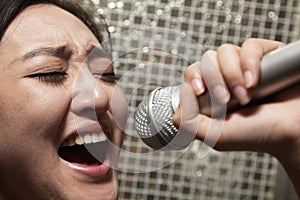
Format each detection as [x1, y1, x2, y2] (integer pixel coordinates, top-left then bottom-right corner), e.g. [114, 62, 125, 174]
[173, 82, 200, 131]
[240, 38, 285, 88]
[199, 38, 285, 105]
[184, 62, 205, 96]
[173, 83, 262, 151]
[173, 83, 218, 146]
[217, 44, 251, 105]
[185, 49, 239, 103]
[186, 47, 252, 105]
[199, 50, 231, 104]
[176, 38, 288, 153]
[174, 83, 278, 152]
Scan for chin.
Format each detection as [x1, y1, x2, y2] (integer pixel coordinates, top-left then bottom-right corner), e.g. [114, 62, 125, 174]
[61, 170, 119, 200]
[37, 167, 119, 200]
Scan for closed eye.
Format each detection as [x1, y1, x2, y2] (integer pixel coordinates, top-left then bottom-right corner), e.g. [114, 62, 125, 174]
[27, 71, 67, 83]
[93, 72, 121, 82]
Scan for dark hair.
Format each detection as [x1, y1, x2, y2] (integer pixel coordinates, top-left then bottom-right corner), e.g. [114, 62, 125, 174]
[0, 0, 108, 45]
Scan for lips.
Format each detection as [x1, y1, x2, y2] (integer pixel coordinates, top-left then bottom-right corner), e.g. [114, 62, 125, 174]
[58, 123, 113, 177]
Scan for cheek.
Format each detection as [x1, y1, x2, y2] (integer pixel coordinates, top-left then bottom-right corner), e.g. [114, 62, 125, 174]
[0, 82, 73, 197]
[0, 86, 71, 188]
[110, 85, 129, 132]
[0, 82, 72, 148]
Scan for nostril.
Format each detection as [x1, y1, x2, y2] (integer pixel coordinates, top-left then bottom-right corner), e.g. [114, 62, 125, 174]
[71, 86, 110, 117]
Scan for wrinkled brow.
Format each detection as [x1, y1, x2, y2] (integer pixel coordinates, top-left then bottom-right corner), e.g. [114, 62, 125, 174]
[22, 46, 73, 61]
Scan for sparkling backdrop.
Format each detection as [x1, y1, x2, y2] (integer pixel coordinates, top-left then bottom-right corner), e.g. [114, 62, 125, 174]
[85, 0, 299, 199]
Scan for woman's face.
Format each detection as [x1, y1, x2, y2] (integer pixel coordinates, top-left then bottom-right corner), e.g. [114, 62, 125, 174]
[0, 4, 127, 200]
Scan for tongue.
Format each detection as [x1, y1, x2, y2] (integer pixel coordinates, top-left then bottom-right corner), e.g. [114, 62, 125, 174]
[58, 142, 107, 165]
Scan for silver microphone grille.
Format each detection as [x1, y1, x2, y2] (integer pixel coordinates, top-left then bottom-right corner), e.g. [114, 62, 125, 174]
[134, 86, 192, 150]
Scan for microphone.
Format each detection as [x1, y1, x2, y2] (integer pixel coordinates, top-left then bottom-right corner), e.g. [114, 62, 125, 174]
[134, 40, 300, 151]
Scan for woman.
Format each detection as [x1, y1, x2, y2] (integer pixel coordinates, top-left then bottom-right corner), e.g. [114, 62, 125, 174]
[1, 0, 299, 199]
[175, 38, 300, 197]
[0, 0, 127, 199]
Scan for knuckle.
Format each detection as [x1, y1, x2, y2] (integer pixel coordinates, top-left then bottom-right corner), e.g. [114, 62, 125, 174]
[202, 50, 216, 59]
[242, 38, 257, 47]
[200, 50, 217, 70]
[217, 43, 235, 52]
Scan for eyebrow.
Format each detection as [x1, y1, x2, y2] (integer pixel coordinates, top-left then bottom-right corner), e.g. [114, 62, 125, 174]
[22, 45, 73, 61]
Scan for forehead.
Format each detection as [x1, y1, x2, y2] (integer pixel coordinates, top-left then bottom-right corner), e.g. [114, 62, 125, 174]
[0, 4, 99, 58]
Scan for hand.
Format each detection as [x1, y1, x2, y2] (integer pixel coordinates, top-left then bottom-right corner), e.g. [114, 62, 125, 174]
[173, 38, 300, 196]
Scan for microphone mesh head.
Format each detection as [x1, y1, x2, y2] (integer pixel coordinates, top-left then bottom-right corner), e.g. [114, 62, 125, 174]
[134, 86, 180, 150]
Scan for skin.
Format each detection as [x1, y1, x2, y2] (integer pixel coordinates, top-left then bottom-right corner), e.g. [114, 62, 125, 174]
[1, 3, 297, 199]
[0, 4, 127, 200]
[174, 38, 300, 197]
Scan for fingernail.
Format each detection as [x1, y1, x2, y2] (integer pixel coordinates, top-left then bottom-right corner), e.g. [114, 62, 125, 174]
[191, 78, 205, 95]
[233, 85, 250, 105]
[213, 84, 230, 103]
[244, 70, 253, 88]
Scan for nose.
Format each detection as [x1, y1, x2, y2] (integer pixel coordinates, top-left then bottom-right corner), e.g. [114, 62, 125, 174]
[71, 66, 109, 119]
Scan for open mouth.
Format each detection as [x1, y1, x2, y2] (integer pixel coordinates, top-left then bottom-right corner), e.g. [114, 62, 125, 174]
[58, 133, 108, 166]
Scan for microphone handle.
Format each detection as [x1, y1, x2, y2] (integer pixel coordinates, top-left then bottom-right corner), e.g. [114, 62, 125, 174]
[173, 40, 300, 117]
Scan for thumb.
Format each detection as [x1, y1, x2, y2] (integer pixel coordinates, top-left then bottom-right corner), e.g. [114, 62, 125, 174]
[174, 82, 225, 148]
[173, 82, 199, 135]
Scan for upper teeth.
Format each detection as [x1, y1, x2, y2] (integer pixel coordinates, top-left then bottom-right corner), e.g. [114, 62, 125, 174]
[62, 133, 107, 147]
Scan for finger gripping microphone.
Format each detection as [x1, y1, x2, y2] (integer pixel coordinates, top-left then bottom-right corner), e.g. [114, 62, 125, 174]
[134, 40, 300, 151]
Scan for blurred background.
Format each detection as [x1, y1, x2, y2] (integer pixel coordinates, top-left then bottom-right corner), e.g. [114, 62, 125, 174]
[84, 0, 299, 199]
